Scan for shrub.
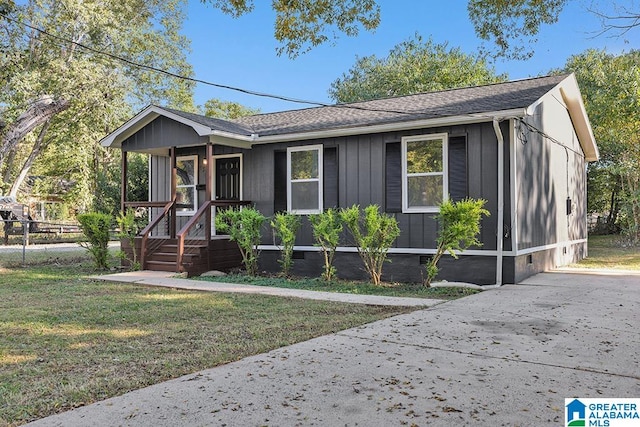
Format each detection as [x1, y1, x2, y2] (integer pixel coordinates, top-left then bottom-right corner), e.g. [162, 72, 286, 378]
[115, 208, 142, 270]
[424, 198, 490, 286]
[271, 212, 301, 277]
[77, 212, 112, 270]
[309, 208, 342, 281]
[215, 206, 266, 276]
[340, 204, 400, 285]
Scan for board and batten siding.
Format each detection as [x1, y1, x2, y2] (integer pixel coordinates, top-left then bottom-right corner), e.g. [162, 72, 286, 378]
[242, 122, 511, 252]
[515, 92, 587, 258]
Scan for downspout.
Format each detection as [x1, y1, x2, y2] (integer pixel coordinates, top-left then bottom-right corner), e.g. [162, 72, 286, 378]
[492, 118, 505, 286]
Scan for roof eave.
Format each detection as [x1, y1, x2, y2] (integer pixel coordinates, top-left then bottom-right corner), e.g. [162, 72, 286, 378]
[559, 80, 600, 162]
[250, 108, 529, 144]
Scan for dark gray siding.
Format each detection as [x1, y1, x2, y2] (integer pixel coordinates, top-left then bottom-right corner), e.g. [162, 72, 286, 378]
[122, 116, 207, 151]
[244, 122, 511, 251]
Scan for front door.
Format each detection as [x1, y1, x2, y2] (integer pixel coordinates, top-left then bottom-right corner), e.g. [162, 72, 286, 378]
[212, 155, 242, 235]
[215, 156, 241, 200]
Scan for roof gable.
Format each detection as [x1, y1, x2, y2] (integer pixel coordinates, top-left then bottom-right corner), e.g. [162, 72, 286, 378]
[100, 74, 597, 161]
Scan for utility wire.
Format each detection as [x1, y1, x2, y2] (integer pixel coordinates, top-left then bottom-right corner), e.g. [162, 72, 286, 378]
[1, 12, 425, 117]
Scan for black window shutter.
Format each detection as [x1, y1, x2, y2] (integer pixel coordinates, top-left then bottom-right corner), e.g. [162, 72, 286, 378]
[324, 147, 338, 209]
[385, 142, 402, 212]
[274, 151, 287, 212]
[448, 136, 468, 201]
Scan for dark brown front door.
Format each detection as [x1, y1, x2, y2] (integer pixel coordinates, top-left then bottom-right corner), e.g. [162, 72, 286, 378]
[215, 156, 241, 200]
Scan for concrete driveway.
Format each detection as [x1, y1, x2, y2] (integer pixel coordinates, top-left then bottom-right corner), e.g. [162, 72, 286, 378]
[27, 270, 640, 426]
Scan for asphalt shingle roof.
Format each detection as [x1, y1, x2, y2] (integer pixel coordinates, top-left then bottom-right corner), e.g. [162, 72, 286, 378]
[162, 74, 567, 138]
[233, 74, 567, 137]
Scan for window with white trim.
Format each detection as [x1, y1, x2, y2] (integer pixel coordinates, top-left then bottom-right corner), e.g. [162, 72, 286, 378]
[287, 145, 323, 214]
[176, 155, 197, 215]
[402, 134, 448, 213]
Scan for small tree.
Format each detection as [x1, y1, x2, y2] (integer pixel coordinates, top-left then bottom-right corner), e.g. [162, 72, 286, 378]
[271, 212, 301, 277]
[215, 207, 266, 276]
[424, 198, 490, 286]
[340, 204, 400, 285]
[309, 208, 343, 281]
[115, 208, 142, 270]
[77, 212, 112, 270]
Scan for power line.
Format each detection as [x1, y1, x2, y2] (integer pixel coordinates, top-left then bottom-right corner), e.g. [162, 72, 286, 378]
[0, 12, 427, 118]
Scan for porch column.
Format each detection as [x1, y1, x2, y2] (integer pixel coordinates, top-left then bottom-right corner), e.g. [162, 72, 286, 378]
[205, 143, 213, 240]
[120, 151, 127, 214]
[170, 147, 177, 238]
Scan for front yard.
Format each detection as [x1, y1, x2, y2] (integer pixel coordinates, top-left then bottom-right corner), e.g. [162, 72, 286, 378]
[1, 233, 635, 426]
[0, 261, 415, 426]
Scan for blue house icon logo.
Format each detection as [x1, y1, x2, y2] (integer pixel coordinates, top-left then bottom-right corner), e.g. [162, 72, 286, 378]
[566, 399, 587, 426]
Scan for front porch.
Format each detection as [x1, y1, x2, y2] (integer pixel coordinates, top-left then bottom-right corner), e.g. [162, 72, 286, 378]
[120, 199, 251, 277]
[119, 134, 251, 276]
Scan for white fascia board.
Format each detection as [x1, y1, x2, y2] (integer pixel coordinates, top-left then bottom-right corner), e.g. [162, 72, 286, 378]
[101, 105, 212, 149]
[250, 109, 528, 145]
[209, 131, 254, 149]
[559, 76, 599, 162]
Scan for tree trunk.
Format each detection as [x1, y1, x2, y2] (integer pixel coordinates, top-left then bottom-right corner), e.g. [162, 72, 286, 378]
[0, 95, 70, 172]
[8, 121, 52, 198]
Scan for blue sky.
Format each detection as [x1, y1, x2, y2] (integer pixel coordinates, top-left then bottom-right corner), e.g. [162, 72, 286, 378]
[183, 0, 638, 113]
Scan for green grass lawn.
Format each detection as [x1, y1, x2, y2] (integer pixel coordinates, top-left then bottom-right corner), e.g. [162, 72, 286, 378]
[197, 274, 478, 299]
[577, 235, 640, 270]
[0, 260, 414, 426]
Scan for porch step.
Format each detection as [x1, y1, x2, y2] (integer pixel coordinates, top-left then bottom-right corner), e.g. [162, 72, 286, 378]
[144, 260, 180, 272]
[147, 251, 201, 263]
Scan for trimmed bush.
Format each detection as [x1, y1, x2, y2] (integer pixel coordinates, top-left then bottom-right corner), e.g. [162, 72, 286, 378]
[424, 198, 490, 286]
[309, 208, 342, 281]
[340, 204, 400, 285]
[77, 212, 112, 270]
[271, 212, 301, 277]
[215, 207, 266, 276]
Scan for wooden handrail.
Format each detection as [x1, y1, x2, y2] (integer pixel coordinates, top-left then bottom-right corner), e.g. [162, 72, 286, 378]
[175, 200, 251, 272]
[124, 201, 171, 208]
[139, 200, 174, 269]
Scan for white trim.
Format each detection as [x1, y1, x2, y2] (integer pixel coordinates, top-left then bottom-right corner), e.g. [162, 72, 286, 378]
[287, 145, 323, 215]
[102, 104, 530, 150]
[257, 245, 516, 257]
[401, 133, 448, 214]
[492, 119, 505, 286]
[176, 155, 198, 216]
[101, 105, 212, 148]
[251, 109, 529, 145]
[515, 239, 588, 256]
[258, 239, 588, 257]
[509, 119, 519, 255]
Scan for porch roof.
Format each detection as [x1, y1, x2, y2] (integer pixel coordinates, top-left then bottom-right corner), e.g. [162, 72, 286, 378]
[100, 74, 598, 161]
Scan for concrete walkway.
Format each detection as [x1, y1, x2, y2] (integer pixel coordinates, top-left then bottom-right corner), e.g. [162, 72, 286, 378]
[27, 270, 640, 426]
[94, 270, 441, 307]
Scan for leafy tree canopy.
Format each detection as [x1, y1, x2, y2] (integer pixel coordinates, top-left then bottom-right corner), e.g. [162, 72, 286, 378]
[468, 0, 640, 59]
[202, 99, 260, 119]
[561, 49, 640, 239]
[207, 0, 381, 58]
[329, 34, 507, 103]
[0, 0, 195, 206]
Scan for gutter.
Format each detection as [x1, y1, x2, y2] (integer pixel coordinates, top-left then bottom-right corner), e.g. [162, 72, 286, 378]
[492, 118, 505, 287]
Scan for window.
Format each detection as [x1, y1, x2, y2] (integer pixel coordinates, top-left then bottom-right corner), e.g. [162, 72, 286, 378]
[402, 134, 448, 213]
[176, 155, 197, 215]
[287, 145, 323, 214]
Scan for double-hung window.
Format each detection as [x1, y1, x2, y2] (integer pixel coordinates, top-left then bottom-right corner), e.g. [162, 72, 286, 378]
[287, 145, 323, 214]
[402, 134, 448, 213]
[176, 155, 197, 215]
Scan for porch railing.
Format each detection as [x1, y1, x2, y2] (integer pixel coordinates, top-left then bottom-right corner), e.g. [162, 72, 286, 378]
[175, 200, 251, 272]
[125, 201, 175, 269]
